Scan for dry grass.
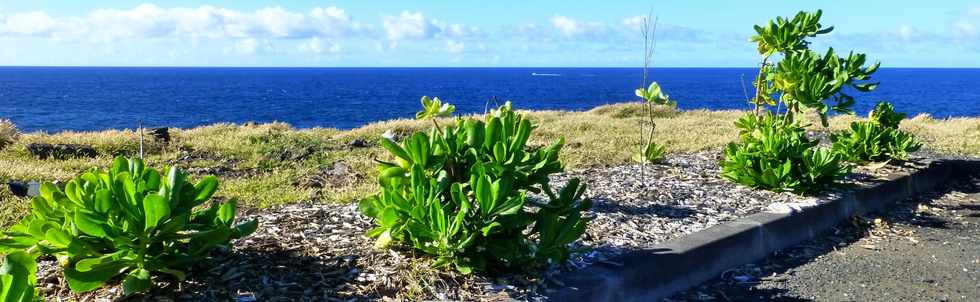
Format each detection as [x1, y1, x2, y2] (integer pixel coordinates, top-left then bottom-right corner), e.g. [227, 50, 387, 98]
[0, 186, 28, 229]
[0, 119, 20, 151]
[895, 114, 980, 156]
[1, 103, 978, 226]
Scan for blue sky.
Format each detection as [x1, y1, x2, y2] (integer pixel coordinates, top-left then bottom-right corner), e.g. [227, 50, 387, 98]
[1, 1, 978, 67]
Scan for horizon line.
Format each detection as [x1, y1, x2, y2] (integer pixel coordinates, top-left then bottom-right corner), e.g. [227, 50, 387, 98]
[2, 65, 979, 69]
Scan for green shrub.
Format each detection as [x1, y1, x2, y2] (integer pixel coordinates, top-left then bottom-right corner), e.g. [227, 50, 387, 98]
[0, 252, 41, 302]
[831, 102, 922, 163]
[724, 10, 877, 194]
[359, 98, 591, 274]
[748, 10, 879, 125]
[0, 119, 19, 150]
[0, 157, 258, 295]
[722, 113, 850, 194]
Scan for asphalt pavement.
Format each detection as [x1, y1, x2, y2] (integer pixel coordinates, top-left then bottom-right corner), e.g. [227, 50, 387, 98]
[666, 175, 980, 302]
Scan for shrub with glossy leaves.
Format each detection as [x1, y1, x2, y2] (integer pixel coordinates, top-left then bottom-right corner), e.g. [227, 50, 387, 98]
[725, 10, 877, 194]
[360, 98, 591, 274]
[832, 102, 922, 163]
[749, 10, 879, 126]
[722, 113, 850, 194]
[0, 157, 258, 295]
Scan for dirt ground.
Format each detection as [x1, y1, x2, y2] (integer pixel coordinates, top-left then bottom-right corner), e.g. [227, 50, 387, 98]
[667, 174, 980, 302]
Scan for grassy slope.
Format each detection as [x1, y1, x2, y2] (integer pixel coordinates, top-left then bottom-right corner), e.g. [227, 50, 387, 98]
[1, 103, 978, 227]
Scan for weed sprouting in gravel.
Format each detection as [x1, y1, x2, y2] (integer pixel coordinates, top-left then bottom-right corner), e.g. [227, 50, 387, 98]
[632, 13, 674, 165]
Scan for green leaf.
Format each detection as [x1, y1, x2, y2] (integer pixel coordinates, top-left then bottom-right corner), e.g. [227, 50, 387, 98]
[165, 166, 186, 205]
[455, 264, 473, 275]
[415, 96, 456, 120]
[74, 253, 124, 272]
[233, 220, 259, 238]
[157, 268, 186, 281]
[94, 189, 112, 213]
[29, 198, 54, 220]
[358, 196, 381, 218]
[39, 182, 60, 203]
[143, 194, 171, 232]
[44, 228, 72, 248]
[193, 176, 219, 204]
[158, 213, 190, 234]
[122, 269, 152, 296]
[0, 252, 37, 280]
[374, 229, 393, 249]
[73, 211, 107, 238]
[64, 262, 126, 293]
[381, 137, 411, 163]
[217, 200, 237, 226]
[464, 119, 484, 147]
[484, 117, 501, 149]
[110, 156, 127, 175]
[0, 252, 38, 302]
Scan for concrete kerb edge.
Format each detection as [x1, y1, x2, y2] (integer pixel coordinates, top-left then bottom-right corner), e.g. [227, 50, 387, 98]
[549, 159, 977, 302]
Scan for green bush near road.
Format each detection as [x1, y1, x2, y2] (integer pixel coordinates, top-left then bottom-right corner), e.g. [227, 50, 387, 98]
[0, 157, 257, 296]
[360, 98, 591, 273]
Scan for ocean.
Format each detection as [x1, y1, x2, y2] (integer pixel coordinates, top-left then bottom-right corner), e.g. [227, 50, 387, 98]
[1, 67, 978, 132]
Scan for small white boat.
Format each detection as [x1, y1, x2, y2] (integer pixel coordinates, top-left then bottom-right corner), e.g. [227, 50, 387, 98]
[531, 72, 561, 76]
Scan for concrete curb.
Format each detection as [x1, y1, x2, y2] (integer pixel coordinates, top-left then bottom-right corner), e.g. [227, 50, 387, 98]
[549, 159, 980, 302]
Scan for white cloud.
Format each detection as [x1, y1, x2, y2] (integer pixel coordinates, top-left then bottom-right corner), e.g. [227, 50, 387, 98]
[87, 4, 178, 40]
[0, 4, 368, 41]
[382, 11, 437, 40]
[622, 15, 647, 32]
[382, 10, 478, 41]
[446, 40, 464, 53]
[507, 23, 542, 41]
[952, 21, 977, 39]
[0, 11, 85, 38]
[442, 23, 479, 38]
[895, 25, 921, 41]
[549, 15, 606, 39]
[550, 16, 578, 36]
[228, 38, 273, 55]
[234, 38, 259, 54]
[298, 36, 341, 54]
[310, 6, 366, 37]
[968, 6, 980, 17]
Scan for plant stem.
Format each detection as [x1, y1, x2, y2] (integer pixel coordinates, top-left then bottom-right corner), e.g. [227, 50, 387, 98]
[432, 119, 445, 136]
[753, 55, 771, 116]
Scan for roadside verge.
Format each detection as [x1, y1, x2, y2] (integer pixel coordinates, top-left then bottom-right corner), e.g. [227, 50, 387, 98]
[549, 159, 980, 302]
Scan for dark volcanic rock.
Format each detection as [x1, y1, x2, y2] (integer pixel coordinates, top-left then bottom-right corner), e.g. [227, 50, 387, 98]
[7, 181, 29, 197]
[149, 127, 171, 143]
[26, 143, 98, 159]
[348, 139, 370, 149]
[8, 181, 48, 197]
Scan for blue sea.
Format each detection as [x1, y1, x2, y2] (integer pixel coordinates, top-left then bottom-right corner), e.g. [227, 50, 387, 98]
[1, 67, 978, 132]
